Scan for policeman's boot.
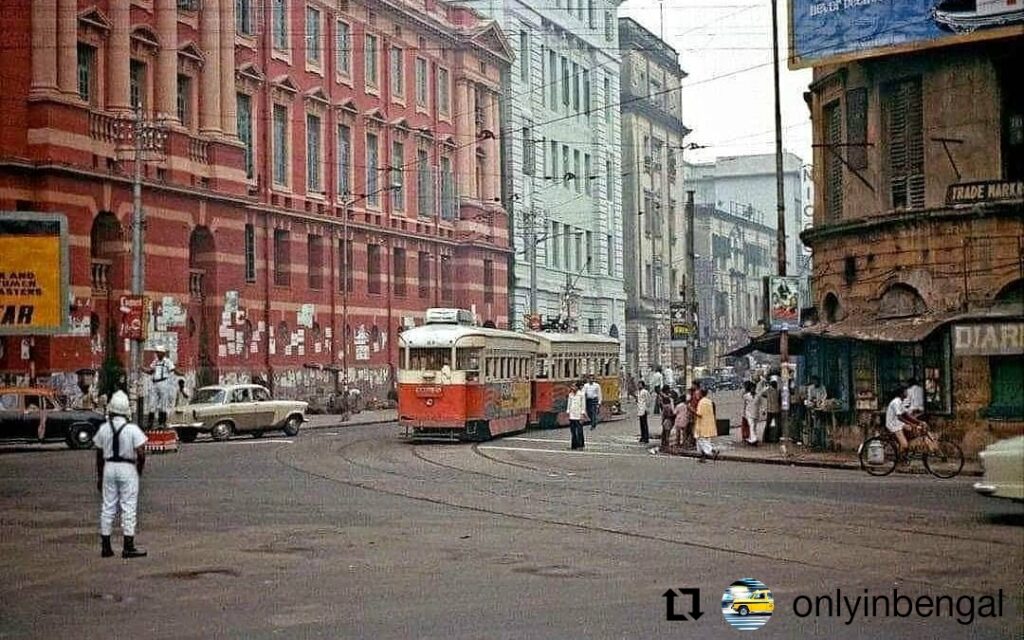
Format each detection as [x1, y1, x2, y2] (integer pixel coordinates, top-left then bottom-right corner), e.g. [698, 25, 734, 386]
[122, 536, 148, 559]
[146, 412, 155, 430]
[157, 411, 168, 428]
[100, 535, 114, 558]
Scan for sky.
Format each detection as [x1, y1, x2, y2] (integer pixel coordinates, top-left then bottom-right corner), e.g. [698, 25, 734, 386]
[620, 0, 813, 166]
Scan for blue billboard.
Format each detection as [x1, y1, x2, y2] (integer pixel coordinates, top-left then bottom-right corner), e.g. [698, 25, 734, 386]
[789, 1, 1024, 68]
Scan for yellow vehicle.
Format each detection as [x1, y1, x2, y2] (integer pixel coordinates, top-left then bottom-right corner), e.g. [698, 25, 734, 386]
[731, 590, 774, 616]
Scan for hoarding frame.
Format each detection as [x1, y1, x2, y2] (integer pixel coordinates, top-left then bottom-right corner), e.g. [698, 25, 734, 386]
[0, 212, 70, 336]
[787, 0, 1024, 70]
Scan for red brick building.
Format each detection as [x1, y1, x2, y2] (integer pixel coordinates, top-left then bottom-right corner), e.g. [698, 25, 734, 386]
[0, 0, 513, 402]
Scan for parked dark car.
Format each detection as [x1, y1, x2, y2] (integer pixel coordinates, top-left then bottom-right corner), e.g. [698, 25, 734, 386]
[0, 387, 105, 449]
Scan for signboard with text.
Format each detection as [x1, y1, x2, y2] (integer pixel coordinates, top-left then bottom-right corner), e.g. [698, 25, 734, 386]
[118, 295, 148, 340]
[946, 180, 1023, 206]
[0, 213, 69, 335]
[767, 276, 803, 331]
[789, 1, 1024, 69]
[952, 322, 1024, 356]
[670, 302, 694, 345]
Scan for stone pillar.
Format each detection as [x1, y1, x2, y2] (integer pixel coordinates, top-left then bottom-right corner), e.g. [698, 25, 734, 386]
[108, 0, 131, 111]
[30, 0, 58, 96]
[57, 0, 78, 95]
[219, 0, 237, 136]
[199, 0, 222, 134]
[155, 0, 179, 122]
[454, 81, 473, 199]
[487, 91, 500, 202]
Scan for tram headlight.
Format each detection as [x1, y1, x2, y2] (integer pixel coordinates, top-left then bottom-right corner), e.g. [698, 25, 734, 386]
[425, 398, 434, 407]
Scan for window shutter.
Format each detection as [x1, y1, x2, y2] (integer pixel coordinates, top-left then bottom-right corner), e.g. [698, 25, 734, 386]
[886, 78, 924, 210]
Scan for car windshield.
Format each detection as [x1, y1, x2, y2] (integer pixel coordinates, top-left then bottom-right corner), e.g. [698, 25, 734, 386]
[193, 388, 226, 404]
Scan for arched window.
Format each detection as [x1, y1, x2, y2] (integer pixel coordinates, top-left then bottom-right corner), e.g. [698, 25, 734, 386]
[878, 284, 927, 319]
[823, 293, 841, 323]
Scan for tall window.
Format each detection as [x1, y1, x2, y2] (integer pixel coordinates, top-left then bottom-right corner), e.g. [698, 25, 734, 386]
[306, 113, 322, 192]
[244, 224, 256, 282]
[883, 77, 924, 210]
[573, 150, 581, 192]
[440, 156, 455, 219]
[273, 229, 290, 286]
[417, 149, 432, 217]
[272, 105, 288, 186]
[540, 45, 546, 107]
[236, 0, 252, 35]
[129, 60, 146, 109]
[519, 31, 529, 82]
[823, 100, 843, 222]
[336, 21, 351, 75]
[307, 234, 323, 290]
[550, 221, 560, 268]
[338, 239, 354, 291]
[366, 132, 379, 206]
[603, 76, 612, 132]
[846, 88, 868, 170]
[523, 124, 535, 176]
[417, 251, 430, 298]
[306, 5, 321, 65]
[273, 0, 288, 51]
[393, 248, 406, 297]
[437, 67, 450, 116]
[549, 50, 558, 107]
[572, 62, 580, 112]
[483, 259, 494, 303]
[337, 124, 351, 196]
[415, 58, 428, 107]
[77, 43, 95, 104]
[390, 47, 404, 98]
[561, 57, 570, 107]
[237, 94, 254, 179]
[440, 257, 453, 302]
[367, 244, 381, 294]
[550, 140, 558, 177]
[583, 69, 591, 114]
[606, 234, 614, 275]
[562, 144, 570, 185]
[365, 34, 379, 87]
[177, 75, 192, 127]
[391, 141, 404, 211]
[585, 231, 593, 273]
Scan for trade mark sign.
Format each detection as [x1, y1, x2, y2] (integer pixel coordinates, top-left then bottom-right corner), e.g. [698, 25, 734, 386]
[0, 213, 69, 335]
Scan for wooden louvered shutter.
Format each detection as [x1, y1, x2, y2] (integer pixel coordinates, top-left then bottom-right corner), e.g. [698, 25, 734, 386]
[824, 100, 843, 222]
[885, 78, 925, 210]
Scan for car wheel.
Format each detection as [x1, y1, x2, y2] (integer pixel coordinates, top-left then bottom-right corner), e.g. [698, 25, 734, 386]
[251, 430, 264, 439]
[66, 423, 94, 450]
[210, 421, 234, 441]
[177, 428, 198, 443]
[737, 606, 749, 617]
[282, 416, 301, 437]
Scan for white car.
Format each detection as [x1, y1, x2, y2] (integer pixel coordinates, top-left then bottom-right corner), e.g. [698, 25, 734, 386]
[974, 436, 1024, 502]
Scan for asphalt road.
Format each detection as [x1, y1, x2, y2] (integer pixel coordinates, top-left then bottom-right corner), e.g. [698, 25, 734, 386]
[0, 416, 1021, 639]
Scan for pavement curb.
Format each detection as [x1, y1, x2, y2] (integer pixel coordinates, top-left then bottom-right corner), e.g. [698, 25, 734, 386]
[662, 449, 983, 477]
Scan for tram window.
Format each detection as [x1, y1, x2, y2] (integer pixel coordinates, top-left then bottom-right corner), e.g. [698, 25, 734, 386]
[457, 348, 481, 371]
[409, 348, 451, 371]
[536, 358, 548, 379]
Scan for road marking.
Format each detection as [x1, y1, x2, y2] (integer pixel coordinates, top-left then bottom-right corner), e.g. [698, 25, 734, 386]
[224, 439, 294, 445]
[478, 445, 657, 458]
[504, 437, 641, 449]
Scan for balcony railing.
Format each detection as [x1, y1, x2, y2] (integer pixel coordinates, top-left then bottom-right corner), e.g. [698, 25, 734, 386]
[91, 259, 112, 294]
[188, 136, 209, 164]
[89, 111, 120, 144]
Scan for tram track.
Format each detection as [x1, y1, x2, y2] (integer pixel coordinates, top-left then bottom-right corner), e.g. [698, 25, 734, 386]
[273, 431, 1021, 592]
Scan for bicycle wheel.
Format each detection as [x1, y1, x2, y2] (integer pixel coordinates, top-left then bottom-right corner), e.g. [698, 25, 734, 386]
[859, 436, 899, 476]
[924, 440, 964, 479]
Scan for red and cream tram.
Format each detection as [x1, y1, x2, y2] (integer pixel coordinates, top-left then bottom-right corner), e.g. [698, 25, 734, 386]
[527, 332, 621, 428]
[398, 309, 540, 441]
[398, 309, 622, 441]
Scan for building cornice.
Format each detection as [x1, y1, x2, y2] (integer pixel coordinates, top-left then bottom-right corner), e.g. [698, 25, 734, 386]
[800, 202, 1024, 245]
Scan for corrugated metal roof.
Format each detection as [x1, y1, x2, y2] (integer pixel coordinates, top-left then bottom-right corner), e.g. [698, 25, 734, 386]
[801, 314, 950, 343]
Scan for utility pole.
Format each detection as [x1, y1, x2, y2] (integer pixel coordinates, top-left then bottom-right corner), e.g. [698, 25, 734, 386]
[684, 191, 696, 389]
[771, 0, 791, 450]
[120, 105, 166, 424]
[529, 205, 538, 319]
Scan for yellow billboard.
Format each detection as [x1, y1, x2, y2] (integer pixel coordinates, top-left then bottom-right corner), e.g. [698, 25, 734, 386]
[0, 214, 69, 334]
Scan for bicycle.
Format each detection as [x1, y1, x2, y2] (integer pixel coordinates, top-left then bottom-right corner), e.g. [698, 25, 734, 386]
[858, 427, 964, 478]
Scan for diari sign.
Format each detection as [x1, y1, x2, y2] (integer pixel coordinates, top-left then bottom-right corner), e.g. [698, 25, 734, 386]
[0, 213, 69, 335]
[953, 323, 1024, 356]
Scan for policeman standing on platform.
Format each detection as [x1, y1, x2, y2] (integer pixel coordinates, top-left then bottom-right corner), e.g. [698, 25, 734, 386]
[143, 345, 176, 429]
[95, 390, 148, 558]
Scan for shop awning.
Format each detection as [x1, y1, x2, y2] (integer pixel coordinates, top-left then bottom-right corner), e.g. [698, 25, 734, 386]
[723, 330, 805, 358]
[800, 314, 951, 343]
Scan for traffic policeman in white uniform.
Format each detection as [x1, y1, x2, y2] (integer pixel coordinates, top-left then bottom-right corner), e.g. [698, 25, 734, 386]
[94, 391, 148, 558]
[144, 345, 176, 429]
